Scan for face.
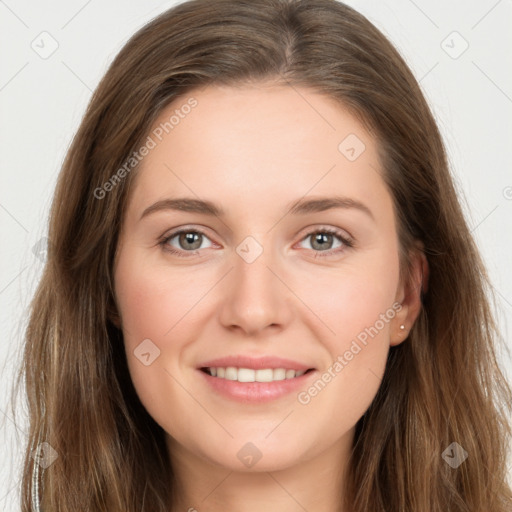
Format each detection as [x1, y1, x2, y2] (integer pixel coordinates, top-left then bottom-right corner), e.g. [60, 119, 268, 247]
[113, 83, 416, 473]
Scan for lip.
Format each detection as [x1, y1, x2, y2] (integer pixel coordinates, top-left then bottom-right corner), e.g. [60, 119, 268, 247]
[198, 355, 315, 371]
[198, 367, 318, 403]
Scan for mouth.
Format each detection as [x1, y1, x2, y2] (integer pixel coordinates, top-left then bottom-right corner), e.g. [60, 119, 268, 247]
[196, 355, 318, 402]
[199, 366, 316, 383]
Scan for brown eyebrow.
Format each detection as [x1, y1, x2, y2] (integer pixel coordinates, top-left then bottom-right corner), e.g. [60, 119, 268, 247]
[139, 195, 374, 221]
[288, 196, 374, 220]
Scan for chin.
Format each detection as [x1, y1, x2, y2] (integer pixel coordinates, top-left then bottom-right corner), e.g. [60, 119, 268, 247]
[193, 435, 311, 473]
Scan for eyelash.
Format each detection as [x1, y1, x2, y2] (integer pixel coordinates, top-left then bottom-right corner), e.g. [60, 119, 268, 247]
[158, 226, 354, 259]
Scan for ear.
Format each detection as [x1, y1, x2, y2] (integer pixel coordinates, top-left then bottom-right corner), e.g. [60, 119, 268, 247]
[107, 297, 122, 329]
[390, 243, 429, 346]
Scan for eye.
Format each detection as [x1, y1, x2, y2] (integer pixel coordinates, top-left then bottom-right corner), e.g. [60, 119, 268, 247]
[159, 226, 354, 259]
[297, 227, 354, 258]
[159, 227, 213, 257]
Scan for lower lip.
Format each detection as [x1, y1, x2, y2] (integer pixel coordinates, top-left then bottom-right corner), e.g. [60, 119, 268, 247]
[197, 369, 316, 403]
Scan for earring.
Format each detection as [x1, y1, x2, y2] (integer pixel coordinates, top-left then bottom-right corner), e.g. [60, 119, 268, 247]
[399, 324, 405, 331]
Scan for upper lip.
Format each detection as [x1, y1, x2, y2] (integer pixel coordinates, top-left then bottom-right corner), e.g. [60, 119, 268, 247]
[198, 355, 315, 371]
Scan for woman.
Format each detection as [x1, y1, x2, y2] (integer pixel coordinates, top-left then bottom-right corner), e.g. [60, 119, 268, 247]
[18, 0, 512, 510]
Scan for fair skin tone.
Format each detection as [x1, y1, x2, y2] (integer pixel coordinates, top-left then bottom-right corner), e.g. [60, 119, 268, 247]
[113, 83, 424, 512]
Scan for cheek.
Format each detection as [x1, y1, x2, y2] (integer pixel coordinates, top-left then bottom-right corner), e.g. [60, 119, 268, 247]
[296, 250, 400, 414]
[114, 254, 202, 348]
[113, 252, 187, 376]
[308, 247, 400, 347]
[297, 258, 401, 430]
[113, 253, 202, 432]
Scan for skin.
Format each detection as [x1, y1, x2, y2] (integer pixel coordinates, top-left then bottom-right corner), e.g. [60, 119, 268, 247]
[113, 83, 425, 512]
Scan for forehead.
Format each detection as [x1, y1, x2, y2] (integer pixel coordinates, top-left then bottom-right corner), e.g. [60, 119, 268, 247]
[125, 84, 392, 223]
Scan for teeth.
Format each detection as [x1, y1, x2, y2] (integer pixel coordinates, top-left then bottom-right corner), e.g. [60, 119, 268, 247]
[273, 368, 286, 381]
[205, 367, 308, 382]
[225, 367, 237, 380]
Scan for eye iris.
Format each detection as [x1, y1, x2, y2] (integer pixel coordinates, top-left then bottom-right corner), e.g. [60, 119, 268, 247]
[179, 232, 202, 250]
[311, 232, 333, 251]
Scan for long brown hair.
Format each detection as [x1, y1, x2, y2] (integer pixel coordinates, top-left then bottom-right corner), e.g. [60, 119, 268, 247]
[16, 0, 512, 510]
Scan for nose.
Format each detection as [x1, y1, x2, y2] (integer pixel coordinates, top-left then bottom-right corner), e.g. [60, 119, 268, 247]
[217, 241, 293, 337]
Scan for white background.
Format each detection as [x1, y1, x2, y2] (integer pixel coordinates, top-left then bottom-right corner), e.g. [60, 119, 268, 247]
[1, 0, 511, 509]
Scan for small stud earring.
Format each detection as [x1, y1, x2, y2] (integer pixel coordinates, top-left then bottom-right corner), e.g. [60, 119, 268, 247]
[400, 324, 405, 330]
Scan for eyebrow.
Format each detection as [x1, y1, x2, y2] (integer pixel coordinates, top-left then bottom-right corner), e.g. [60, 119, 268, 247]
[139, 195, 374, 221]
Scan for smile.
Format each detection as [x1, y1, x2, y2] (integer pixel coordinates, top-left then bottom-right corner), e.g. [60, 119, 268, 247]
[198, 367, 317, 403]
